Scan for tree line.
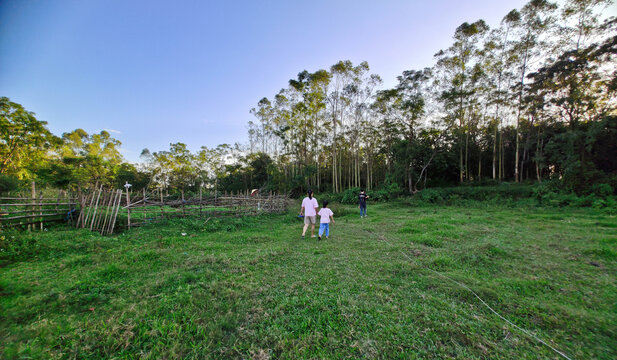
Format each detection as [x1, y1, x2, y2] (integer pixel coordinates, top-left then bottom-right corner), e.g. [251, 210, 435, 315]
[1, 0, 616, 197]
[245, 0, 616, 195]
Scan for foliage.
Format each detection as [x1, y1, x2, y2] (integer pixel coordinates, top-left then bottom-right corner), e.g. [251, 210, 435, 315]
[2, 0, 616, 199]
[0, 97, 57, 180]
[416, 183, 535, 204]
[0, 173, 20, 193]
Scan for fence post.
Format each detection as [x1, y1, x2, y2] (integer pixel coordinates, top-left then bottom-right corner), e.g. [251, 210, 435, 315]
[39, 192, 43, 230]
[143, 188, 147, 223]
[159, 187, 164, 219]
[181, 188, 185, 216]
[125, 183, 131, 230]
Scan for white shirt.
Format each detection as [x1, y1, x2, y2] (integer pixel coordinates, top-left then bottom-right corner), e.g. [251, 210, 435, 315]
[301, 197, 318, 216]
[318, 208, 333, 223]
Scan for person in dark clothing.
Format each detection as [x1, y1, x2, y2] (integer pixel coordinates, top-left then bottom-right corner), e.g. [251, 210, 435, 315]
[358, 189, 369, 218]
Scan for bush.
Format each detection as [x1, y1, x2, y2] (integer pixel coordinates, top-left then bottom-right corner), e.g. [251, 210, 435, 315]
[340, 187, 361, 204]
[415, 184, 534, 204]
[0, 174, 21, 194]
[590, 183, 614, 197]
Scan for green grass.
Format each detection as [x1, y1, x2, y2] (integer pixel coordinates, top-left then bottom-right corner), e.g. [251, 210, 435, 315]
[1, 202, 616, 359]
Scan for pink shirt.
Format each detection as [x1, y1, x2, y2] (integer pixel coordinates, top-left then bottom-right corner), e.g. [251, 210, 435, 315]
[301, 197, 319, 216]
[318, 208, 333, 223]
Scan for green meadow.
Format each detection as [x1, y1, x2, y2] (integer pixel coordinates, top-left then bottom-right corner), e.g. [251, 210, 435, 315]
[1, 202, 616, 359]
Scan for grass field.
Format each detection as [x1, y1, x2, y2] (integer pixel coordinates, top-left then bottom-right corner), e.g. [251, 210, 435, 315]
[1, 201, 616, 359]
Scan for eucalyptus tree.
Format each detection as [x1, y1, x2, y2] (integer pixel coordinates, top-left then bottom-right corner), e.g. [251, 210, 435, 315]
[307, 69, 331, 190]
[249, 97, 274, 154]
[390, 68, 432, 191]
[560, 0, 614, 51]
[345, 62, 381, 188]
[435, 20, 490, 183]
[372, 88, 404, 174]
[482, 10, 520, 180]
[288, 70, 328, 187]
[328, 60, 356, 192]
[508, 0, 558, 182]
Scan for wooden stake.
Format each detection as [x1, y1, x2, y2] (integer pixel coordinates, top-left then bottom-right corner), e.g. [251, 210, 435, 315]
[126, 185, 131, 230]
[39, 192, 43, 230]
[30, 181, 35, 231]
[90, 185, 103, 231]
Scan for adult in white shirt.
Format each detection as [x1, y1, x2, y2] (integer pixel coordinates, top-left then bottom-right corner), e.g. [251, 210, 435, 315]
[299, 189, 318, 239]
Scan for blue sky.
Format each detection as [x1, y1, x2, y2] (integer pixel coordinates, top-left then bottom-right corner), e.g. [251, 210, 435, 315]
[1, 0, 542, 162]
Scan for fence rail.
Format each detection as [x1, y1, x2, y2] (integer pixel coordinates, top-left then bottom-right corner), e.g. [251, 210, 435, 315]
[123, 191, 288, 229]
[0, 187, 78, 230]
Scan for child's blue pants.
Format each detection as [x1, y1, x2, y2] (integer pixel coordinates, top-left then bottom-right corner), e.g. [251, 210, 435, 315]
[360, 205, 367, 216]
[319, 223, 329, 237]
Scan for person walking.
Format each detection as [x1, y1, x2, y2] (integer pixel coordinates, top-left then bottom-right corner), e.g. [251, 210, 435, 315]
[359, 189, 369, 218]
[317, 200, 334, 240]
[300, 189, 318, 239]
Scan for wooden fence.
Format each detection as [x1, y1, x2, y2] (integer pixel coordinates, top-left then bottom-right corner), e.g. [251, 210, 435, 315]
[1, 183, 288, 234]
[75, 185, 123, 235]
[0, 183, 78, 230]
[123, 189, 288, 229]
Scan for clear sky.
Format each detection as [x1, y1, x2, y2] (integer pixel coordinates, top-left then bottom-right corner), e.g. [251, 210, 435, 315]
[1, 0, 543, 162]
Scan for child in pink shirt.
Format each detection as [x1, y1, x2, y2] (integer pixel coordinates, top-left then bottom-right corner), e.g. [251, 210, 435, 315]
[317, 200, 334, 240]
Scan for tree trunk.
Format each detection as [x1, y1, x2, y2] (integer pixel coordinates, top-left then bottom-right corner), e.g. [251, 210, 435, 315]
[492, 121, 497, 180]
[478, 152, 482, 182]
[465, 130, 469, 181]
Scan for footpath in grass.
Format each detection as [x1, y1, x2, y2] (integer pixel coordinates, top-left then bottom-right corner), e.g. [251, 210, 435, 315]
[1, 202, 616, 359]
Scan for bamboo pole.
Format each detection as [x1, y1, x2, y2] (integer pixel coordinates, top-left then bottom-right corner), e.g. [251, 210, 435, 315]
[100, 189, 114, 234]
[108, 190, 122, 235]
[82, 182, 99, 228]
[89, 185, 103, 231]
[93, 190, 106, 231]
[104, 190, 116, 234]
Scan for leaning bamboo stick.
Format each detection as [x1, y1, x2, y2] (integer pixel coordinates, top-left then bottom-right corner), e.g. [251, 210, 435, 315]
[94, 190, 109, 231]
[99, 190, 114, 234]
[89, 186, 103, 231]
[109, 190, 122, 235]
[82, 189, 97, 228]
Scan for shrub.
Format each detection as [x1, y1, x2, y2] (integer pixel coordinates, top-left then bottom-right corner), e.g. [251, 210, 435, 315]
[590, 183, 614, 197]
[0, 174, 21, 194]
[340, 187, 361, 204]
[415, 184, 534, 204]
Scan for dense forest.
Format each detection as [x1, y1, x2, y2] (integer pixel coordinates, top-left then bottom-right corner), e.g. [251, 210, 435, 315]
[1, 0, 616, 197]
